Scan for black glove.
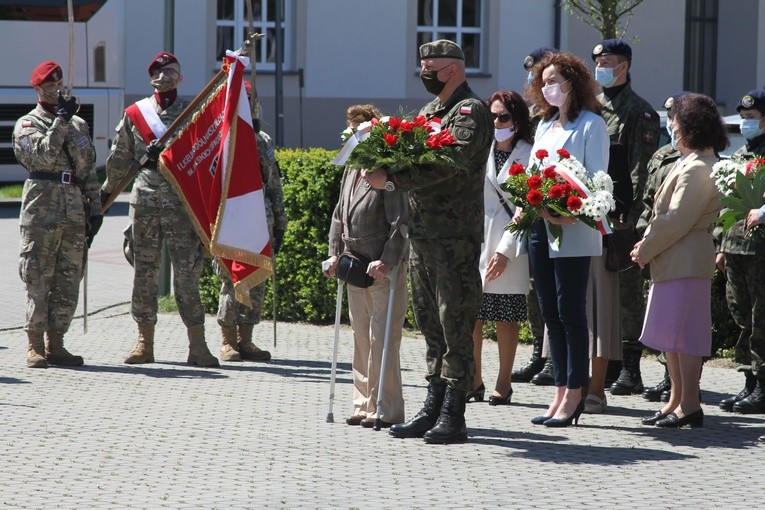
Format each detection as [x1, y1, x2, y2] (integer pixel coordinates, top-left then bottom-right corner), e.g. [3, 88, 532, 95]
[56, 91, 77, 121]
[86, 215, 103, 248]
[145, 139, 164, 162]
[272, 228, 285, 255]
[100, 190, 112, 215]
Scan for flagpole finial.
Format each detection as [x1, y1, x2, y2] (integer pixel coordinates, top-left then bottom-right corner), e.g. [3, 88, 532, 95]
[241, 32, 265, 58]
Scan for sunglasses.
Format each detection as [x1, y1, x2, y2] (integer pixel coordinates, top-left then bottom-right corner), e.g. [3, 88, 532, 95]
[492, 113, 512, 123]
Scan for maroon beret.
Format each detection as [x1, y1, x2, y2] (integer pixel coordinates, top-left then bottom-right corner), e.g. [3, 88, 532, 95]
[30, 60, 63, 87]
[147, 52, 179, 76]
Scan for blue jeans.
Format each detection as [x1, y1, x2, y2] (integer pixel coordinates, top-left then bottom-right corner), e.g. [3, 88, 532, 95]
[528, 221, 591, 388]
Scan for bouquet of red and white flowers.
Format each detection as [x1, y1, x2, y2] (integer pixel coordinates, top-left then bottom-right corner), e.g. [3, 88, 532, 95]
[331, 115, 461, 173]
[711, 155, 765, 238]
[501, 148, 615, 246]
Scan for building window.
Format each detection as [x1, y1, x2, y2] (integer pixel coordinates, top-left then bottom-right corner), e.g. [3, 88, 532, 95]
[684, 0, 717, 98]
[216, 0, 292, 70]
[417, 0, 484, 71]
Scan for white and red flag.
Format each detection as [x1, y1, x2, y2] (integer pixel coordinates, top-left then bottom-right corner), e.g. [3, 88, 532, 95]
[160, 51, 272, 306]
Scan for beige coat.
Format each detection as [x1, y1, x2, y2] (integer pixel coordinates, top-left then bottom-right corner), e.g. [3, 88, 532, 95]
[637, 150, 722, 283]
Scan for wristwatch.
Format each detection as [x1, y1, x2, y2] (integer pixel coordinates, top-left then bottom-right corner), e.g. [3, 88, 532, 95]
[384, 177, 397, 192]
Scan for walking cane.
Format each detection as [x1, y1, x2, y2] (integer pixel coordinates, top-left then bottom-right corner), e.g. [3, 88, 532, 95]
[326, 279, 344, 423]
[373, 264, 401, 431]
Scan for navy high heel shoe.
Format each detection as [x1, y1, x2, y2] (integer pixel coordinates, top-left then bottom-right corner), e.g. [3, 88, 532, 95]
[531, 414, 552, 425]
[543, 399, 585, 427]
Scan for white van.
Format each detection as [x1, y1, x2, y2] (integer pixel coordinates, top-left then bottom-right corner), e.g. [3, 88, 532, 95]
[0, 0, 125, 182]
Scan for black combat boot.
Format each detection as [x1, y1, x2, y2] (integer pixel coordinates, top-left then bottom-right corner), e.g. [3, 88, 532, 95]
[423, 386, 468, 444]
[389, 383, 446, 439]
[512, 336, 546, 383]
[643, 366, 671, 402]
[610, 343, 644, 395]
[604, 359, 622, 388]
[732, 377, 765, 414]
[720, 371, 755, 412]
[531, 358, 555, 386]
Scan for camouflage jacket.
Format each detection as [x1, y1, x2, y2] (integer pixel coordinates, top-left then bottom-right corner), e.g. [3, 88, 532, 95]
[719, 138, 765, 255]
[393, 81, 493, 239]
[598, 83, 660, 224]
[103, 95, 189, 208]
[636, 143, 681, 238]
[257, 131, 288, 232]
[12, 105, 101, 227]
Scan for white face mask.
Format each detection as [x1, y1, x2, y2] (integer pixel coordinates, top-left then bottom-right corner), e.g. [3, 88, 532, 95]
[542, 80, 569, 107]
[494, 126, 515, 143]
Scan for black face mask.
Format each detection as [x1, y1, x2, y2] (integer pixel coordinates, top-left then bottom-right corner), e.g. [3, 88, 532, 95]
[419, 65, 450, 96]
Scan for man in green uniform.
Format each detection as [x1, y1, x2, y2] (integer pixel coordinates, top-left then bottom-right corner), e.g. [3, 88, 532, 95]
[102, 52, 219, 368]
[717, 89, 765, 414]
[13, 60, 103, 368]
[364, 39, 493, 444]
[592, 39, 660, 396]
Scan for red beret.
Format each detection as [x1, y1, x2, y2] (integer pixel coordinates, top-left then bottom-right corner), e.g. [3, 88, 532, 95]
[147, 52, 179, 76]
[30, 60, 63, 87]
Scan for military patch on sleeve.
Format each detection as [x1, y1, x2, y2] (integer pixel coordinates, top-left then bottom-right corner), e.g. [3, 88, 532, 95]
[22, 121, 32, 128]
[460, 105, 472, 115]
[20, 136, 31, 153]
[643, 112, 652, 120]
[453, 126, 473, 141]
[266, 146, 275, 160]
[75, 136, 89, 149]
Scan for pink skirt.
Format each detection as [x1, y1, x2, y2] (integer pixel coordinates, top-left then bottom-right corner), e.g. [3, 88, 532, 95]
[639, 277, 712, 357]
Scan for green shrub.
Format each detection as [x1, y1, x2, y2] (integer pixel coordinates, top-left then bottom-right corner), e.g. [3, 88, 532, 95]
[711, 268, 739, 357]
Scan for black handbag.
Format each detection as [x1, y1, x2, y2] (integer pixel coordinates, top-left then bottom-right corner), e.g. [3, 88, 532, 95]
[336, 251, 374, 288]
[604, 227, 638, 272]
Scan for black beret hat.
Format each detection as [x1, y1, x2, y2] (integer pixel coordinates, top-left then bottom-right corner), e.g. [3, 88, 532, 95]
[737, 88, 765, 113]
[523, 46, 558, 70]
[592, 39, 632, 61]
[419, 39, 465, 60]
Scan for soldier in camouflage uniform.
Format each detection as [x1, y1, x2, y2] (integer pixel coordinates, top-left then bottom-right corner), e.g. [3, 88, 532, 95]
[216, 88, 287, 362]
[591, 40, 660, 396]
[364, 40, 493, 444]
[12, 60, 103, 368]
[637, 93, 685, 402]
[101, 52, 218, 368]
[717, 89, 765, 414]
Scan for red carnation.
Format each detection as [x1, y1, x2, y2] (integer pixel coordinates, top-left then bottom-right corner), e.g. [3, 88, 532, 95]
[527, 189, 544, 206]
[384, 133, 399, 146]
[438, 130, 455, 146]
[509, 163, 525, 176]
[399, 120, 414, 132]
[557, 148, 571, 159]
[542, 165, 557, 179]
[548, 184, 566, 198]
[426, 133, 441, 148]
[387, 116, 402, 130]
[527, 175, 543, 189]
[567, 196, 582, 211]
[535, 149, 549, 160]
[412, 115, 427, 127]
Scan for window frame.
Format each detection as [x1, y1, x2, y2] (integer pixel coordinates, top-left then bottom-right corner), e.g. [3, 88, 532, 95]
[683, 0, 718, 98]
[415, 0, 486, 72]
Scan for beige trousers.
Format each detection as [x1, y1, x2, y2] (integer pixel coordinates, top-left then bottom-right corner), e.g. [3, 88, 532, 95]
[346, 266, 407, 423]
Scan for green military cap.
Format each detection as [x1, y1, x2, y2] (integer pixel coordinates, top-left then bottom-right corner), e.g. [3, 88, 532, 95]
[419, 39, 465, 60]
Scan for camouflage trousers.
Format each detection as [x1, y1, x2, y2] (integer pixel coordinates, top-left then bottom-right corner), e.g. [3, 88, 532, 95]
[619, 264, 647, 344]
[19, 223, 85, 333]
[725, 253, 765, 377]
[214, 259, 268, 327]
[409, 235, 482, 392]
[129, 204, 204, 327]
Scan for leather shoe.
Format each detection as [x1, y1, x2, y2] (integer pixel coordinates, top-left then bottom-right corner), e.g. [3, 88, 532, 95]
[345, 415, 365, 426]
[487, 388, 512, 406]
[655, 409, 704, 428]
[641, 411, 669, 425]
[361, 417, 394, 428]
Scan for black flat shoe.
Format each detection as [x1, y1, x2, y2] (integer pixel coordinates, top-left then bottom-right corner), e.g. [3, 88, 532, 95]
[655, 409, 704, 428]
[641, 411, 669, 425]
[361, 417, 394, 428]
[466, 383, 485, 403]
[488, 388, 513, 406]
[345, 415, 365, 426]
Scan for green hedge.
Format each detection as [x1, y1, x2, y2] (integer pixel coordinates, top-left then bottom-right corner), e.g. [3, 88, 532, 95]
[198, 147, 739, 357]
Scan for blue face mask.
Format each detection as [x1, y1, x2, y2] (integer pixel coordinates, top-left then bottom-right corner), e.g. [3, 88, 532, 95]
[527, 71, 534, 85]
[666, 121, 673, 141]
[740, 118, 763, 140]
[670, 125, 680, 150]
[595, 67, 617, 88]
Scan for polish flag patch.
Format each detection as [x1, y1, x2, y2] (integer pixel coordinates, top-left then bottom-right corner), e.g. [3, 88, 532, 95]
[460, 105, 472, 115]
[22, 121, 32, 127]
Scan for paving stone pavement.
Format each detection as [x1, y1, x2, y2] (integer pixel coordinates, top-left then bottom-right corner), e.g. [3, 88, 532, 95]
[1, 200, 764, 509]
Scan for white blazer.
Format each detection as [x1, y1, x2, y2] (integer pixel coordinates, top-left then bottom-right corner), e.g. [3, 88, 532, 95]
[480, 140, 531, 295]
[531, 109, 610, 258]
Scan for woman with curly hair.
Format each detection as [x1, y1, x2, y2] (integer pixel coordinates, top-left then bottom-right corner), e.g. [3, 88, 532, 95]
[632, 93, 726, 428]
[522, 52, 610, 427]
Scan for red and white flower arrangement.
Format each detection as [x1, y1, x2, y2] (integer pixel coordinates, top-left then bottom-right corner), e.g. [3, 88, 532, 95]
[711, 155, 765, 237]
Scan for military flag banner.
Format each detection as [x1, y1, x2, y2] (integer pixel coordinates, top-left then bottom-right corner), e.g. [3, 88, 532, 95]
[159, 51, 272, 306]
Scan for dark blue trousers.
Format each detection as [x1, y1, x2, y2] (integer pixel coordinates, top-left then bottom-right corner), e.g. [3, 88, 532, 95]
[528, 221, 591, 389]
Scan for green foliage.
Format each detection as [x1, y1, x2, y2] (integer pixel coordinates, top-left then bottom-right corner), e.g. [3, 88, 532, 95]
[0, 184, 23, 198]
[157, 294, 178, 313]
[199, 258, 222, 315]
[561, 0, 645, 39]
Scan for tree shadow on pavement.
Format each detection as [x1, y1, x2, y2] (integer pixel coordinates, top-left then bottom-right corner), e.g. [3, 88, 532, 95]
[58, 363, 229, 379]
[0, 377, 31, 384]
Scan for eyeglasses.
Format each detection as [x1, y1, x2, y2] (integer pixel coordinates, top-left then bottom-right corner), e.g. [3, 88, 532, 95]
[152, 67, 179, 78]
[492, 113, 512, 123]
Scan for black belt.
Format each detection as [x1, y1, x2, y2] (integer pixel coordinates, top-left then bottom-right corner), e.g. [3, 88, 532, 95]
[28, 171, 83, 186]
